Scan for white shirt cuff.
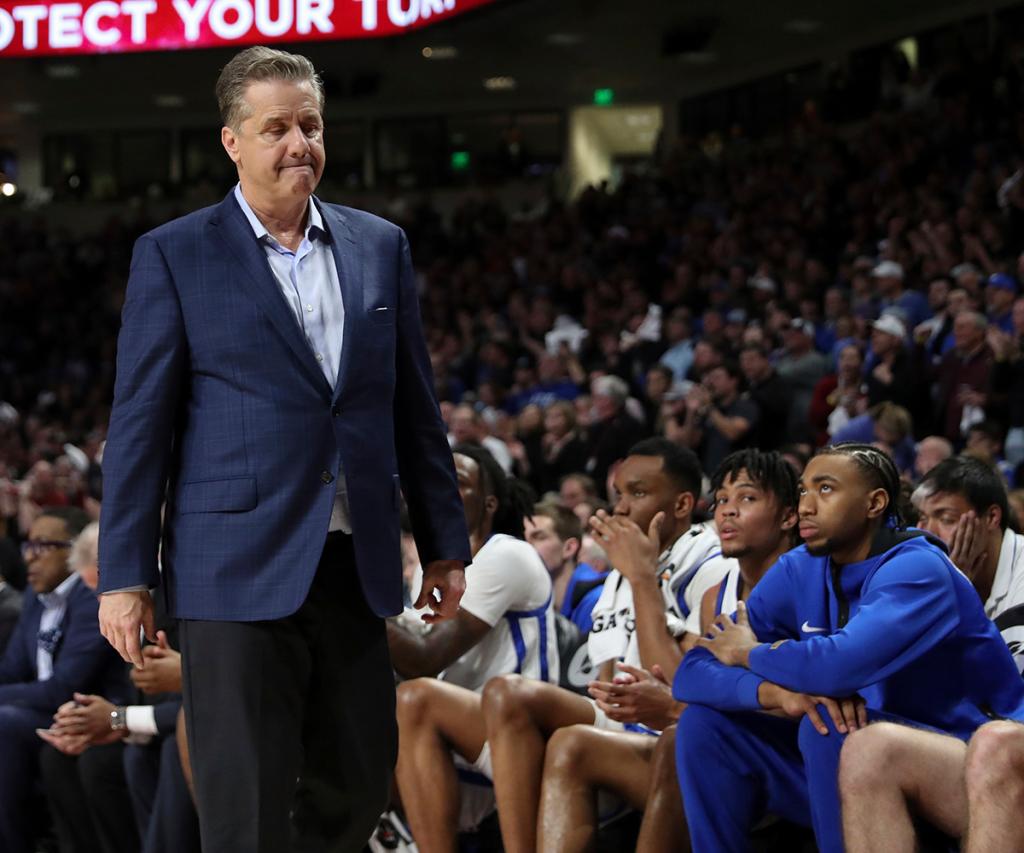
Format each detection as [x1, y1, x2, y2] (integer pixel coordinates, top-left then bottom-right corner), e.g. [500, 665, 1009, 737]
[125, 705, 159, 735]
[101, 585, 150, 594]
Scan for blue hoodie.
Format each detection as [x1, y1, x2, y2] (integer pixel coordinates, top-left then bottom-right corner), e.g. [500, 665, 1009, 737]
[674, 530, 1024, 739]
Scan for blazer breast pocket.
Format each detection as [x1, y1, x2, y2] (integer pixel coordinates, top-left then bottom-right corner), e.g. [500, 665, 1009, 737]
[176, 476, 257, 514]
[368, 305, 395, 325]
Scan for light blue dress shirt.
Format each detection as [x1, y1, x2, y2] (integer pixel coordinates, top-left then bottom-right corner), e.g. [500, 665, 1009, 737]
[37, 572, 81, 681]
[234, 184, 351, 532]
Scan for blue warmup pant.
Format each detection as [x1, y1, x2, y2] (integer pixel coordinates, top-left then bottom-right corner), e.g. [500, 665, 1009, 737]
[675, 705, 848, 853]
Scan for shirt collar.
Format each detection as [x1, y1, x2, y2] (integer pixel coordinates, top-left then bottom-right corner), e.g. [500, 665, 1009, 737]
[989, 529, 1020, 606]
[38, 572, 80, 611]
[233, 183, 326, 245]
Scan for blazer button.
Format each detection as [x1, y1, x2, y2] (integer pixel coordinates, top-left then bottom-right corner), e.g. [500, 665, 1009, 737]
[331, 406, 340, 418]
[321, 471, 335, 485]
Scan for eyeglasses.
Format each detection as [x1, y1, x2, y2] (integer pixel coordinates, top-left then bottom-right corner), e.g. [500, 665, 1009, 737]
[21, 539, 73, 559]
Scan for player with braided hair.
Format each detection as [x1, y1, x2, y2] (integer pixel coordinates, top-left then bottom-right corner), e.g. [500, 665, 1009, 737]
[672, 442, 1024, 853]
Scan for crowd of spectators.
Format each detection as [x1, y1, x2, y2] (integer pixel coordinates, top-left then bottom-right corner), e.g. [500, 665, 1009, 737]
[3, 26, 1024, 853]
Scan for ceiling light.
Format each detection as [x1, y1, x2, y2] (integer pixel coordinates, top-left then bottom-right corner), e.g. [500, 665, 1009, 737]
[154, 94, 186, 108]
[2, 183, 17, 197]
[484, 76, 517, 91]
[422, 46, 458, 59]
[784, 19, 822, 34]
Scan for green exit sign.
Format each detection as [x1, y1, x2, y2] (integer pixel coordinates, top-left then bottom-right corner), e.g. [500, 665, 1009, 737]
[451, 151, 471, 171]
[593, 88, 615, 106]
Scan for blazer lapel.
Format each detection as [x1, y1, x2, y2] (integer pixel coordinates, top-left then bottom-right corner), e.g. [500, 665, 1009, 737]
[315, 198, 363, 404]
[211, 192, 332, 401]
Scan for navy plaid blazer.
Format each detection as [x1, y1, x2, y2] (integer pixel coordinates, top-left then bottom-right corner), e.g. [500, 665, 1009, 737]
[98, 190, 470, 620]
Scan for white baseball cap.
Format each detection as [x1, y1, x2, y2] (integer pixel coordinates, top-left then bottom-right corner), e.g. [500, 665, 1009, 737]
[872, 260, 904, 280]
[871, 314, 907, 339]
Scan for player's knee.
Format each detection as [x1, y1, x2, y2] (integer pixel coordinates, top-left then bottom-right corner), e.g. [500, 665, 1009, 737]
[839, 724, 900, 797]
[395, 677, 437, 729]
[966, 721, 1024, 797]
[545, 725, 593, 777]
[676, 705, 725, 767]
[482, 674, 532, 726]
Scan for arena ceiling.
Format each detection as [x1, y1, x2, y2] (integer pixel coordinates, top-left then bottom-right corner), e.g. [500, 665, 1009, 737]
[0, 0, 1015, 133]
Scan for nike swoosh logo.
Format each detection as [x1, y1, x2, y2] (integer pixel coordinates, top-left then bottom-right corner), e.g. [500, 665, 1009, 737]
[801, 621, 827, 633]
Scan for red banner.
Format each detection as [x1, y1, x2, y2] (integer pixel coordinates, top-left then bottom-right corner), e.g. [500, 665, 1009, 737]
[0, 0, 498, 56]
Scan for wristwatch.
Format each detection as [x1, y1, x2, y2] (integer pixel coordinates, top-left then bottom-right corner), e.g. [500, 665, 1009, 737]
[109, 706, 127, 731]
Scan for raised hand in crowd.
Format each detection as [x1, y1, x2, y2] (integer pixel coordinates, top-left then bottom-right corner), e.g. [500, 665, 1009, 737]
[986, 325, 1016, 361]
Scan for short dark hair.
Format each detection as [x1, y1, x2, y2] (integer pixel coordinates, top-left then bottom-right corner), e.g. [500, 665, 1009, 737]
[452, 444, 536, 539]
[532, 501, 584, 545]
[647, 364, 674, 384]
[815, 443, 904, 528]
[710, 450, 799, 515]
[968, 420, 1006, 445]
[712, 359, 744, 384]
[627, 438, 703, 497]
[38, 506, 91, 539]
[915, 455, 1012, 532]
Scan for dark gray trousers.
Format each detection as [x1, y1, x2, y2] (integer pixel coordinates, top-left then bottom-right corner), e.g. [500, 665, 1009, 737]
[179, 533, 397, 853]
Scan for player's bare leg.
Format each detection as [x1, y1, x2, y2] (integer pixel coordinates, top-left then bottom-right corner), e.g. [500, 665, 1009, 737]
[482, 675, 598, 853]
[840, 722, 967, 853]
[394, 678, 487, 853]
[964, 720, 1024, 853]
[538, 725, 656, 853]
[635, 726, 690, 853]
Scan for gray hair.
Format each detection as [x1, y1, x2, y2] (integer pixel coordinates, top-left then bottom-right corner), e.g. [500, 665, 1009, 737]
[591, 375, 629, 404]
[69, 521, 99, 573]
[216, 46, 324, 132]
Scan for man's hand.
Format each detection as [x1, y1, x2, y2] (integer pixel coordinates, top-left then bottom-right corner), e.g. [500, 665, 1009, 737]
[758, 682, 867, 736]
[696, 600, 758, 668]
[588, 663, 681, 730]
[53, 693, 121, 740]
[99, 590, 155, 668]
[948, 510, 988, 580]
[415, 560, 466, 624]
[36, 727, 94, 755]
[588, 510, 663, 583]
[131, 631, 183, 694]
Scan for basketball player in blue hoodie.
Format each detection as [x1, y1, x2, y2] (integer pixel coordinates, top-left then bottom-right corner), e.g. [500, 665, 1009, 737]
[672, 443, 1024, 853]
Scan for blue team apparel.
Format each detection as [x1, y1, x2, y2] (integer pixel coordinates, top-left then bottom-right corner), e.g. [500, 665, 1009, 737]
[560, 562, 607, 634]
[673, 529, 1024, 853]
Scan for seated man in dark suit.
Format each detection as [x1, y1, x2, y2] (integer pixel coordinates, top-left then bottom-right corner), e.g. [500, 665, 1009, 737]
[0, 569, 21, 654]
[0, 507, 129, 853]
[38, 521, 199, 853]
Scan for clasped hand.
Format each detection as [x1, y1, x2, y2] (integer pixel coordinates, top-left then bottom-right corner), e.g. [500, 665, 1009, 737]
[587, 663, 681, 731]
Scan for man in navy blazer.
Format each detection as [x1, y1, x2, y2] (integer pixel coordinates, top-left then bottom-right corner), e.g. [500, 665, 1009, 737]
[0, 506, 128, 853]
[97, 46, 471, 852]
